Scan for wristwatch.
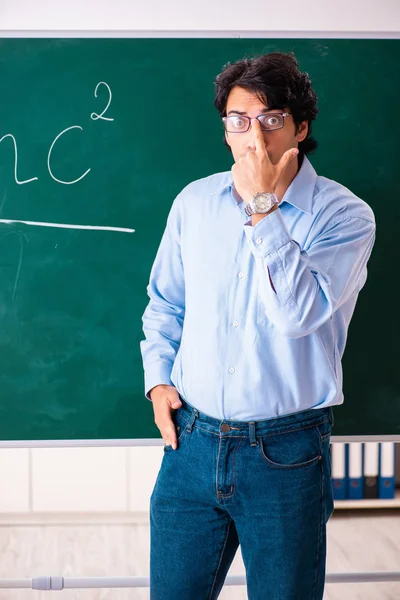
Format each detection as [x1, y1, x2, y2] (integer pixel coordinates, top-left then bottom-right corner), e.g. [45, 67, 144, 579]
[244, 192, 279, 217]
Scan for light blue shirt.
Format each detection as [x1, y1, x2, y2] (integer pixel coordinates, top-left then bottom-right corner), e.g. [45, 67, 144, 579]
[140, 155, 376, 420]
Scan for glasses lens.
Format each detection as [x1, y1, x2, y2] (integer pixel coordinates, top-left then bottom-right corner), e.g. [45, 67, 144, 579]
[223, 116, 250, 132]
[258, 113, 284, 130]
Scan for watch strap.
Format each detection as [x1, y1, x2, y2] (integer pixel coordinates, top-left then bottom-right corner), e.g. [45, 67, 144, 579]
[244, 203, 254, 217]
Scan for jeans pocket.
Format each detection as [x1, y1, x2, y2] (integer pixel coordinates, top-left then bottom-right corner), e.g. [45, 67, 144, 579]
[258, 421, 330, 470]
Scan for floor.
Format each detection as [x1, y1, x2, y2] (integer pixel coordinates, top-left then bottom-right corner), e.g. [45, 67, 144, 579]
[0, 510, 399, 599]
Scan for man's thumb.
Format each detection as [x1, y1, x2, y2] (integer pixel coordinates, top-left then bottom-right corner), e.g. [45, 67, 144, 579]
[170, 396, 182, 409]
[279, 147, 299, 177]
[287, 147, 299, 163]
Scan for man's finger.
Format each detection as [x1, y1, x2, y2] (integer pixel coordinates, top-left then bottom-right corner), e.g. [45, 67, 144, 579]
[164, 436, 177, 448]
[163, 422, 178, 449]
[252, 118, 268, 157]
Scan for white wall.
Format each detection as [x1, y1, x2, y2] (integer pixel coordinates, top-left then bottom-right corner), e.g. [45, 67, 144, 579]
[0, 447, 164, 518]
[0, 0, 399, 33]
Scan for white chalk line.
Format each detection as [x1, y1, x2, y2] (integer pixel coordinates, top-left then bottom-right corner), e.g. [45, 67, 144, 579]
[0, 219, 135, 233]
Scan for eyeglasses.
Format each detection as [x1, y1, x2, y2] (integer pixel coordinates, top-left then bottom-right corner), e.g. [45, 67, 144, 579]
[222, 112, 291, 133]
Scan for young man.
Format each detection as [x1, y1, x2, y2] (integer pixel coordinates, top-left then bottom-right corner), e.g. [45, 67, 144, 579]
[140, 52, 376, 600]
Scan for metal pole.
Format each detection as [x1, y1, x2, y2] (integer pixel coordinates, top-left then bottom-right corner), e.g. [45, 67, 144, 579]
[0, 572, 400, 590]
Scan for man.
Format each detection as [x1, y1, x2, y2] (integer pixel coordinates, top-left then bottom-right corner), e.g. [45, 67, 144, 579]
[140, 52, 376, 600]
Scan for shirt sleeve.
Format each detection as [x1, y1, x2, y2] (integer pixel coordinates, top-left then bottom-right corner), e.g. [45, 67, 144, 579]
[140, 193, 185, 400]
[244, 206, 376, 338]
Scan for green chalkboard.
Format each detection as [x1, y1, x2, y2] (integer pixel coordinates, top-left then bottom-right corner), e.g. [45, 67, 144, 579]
[0, 38, 398, 440]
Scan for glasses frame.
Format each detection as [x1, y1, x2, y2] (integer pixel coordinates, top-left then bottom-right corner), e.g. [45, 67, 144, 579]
[222, 111, 292, 133]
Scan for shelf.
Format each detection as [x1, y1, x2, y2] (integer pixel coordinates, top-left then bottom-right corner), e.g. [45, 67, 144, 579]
[334, 489, 400, 509]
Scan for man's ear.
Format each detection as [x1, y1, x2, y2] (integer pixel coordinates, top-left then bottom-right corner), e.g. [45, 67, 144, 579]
[225, 131, 231, 147]
[296, 121, 308, 143]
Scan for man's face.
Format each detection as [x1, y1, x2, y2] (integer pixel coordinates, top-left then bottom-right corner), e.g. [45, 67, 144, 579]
[224, 86, 308, 165]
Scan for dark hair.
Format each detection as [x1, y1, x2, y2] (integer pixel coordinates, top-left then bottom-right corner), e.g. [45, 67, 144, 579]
[213, 51, 318, 156]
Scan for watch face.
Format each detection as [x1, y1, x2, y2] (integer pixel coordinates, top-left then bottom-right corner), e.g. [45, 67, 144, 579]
[254, 194, 272, 212]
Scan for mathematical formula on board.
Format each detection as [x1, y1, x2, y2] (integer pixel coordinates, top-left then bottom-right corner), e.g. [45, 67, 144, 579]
[0, 81, 113, 186]
[0, 82, 134, 233]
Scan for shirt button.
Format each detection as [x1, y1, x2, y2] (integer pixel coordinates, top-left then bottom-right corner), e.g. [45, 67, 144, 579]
[238, 272, 244, 279]
[233, 321, 239, 327]
[256, 237, 263, 244]
[228, 367, 235, 374]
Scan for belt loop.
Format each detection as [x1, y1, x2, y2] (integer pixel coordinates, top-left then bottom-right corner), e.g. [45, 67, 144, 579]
[186, 408, 198, 432]
[249, 422, 257, 446]
[329, 407, 335, 427]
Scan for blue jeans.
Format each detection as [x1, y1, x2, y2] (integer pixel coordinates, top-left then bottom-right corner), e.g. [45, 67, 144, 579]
[150, 396, 334, 600]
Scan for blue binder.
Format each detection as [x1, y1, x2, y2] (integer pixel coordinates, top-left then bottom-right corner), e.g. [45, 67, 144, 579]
[331, 442, 346, 500]
[378, 442, 396, 499]
[347, 442, 364, 500]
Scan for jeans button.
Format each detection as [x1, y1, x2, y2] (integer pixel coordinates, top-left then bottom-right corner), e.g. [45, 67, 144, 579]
[220, 424, 231, 433]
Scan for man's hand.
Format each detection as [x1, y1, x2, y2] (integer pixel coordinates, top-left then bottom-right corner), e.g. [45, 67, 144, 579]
[231, 118, 299, 204]
[149, 384, 182, 450]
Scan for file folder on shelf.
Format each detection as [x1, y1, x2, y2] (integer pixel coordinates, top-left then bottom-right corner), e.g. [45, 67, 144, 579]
[347, 442, 363, 500]
[363, 442, 379, 499]
[331, 442, 346, 500]
[378, 442, 396, 499]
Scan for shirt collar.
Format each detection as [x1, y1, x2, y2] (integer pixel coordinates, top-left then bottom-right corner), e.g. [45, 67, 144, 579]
[216, 154, 317, 215]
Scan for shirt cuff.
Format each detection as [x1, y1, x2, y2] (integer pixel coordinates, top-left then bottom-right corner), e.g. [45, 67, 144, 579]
[144, 361, 174, 401]
[243, 208, 291, 257]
